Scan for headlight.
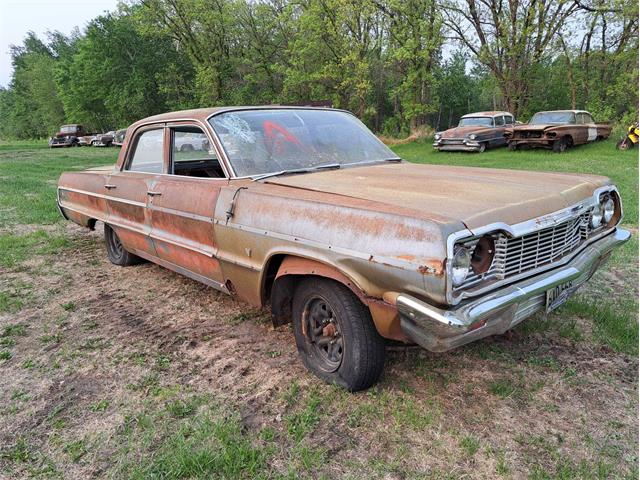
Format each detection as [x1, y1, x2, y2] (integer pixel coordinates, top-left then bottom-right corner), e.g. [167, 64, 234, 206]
[469, 134, 477, 140]
[602, 197, 615, 224]
[451, 246, 472, 286]
[590, 204, 603, 228]
[470, 236, 495, 274]
[434, 133, 441, 140]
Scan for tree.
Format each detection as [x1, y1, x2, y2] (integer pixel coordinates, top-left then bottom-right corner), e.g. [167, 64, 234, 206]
[444, 0, 579, 116]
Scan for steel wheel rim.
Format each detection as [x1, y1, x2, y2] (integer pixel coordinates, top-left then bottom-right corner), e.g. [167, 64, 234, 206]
[110, 229, 123, 258]
[302, 295, 343, 372]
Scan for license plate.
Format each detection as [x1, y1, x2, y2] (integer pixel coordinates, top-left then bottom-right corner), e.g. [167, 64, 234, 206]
[546, 281, 574, 313]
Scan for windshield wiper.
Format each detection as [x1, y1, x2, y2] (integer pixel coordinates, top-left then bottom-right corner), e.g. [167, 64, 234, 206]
[252, 163, 341, 181]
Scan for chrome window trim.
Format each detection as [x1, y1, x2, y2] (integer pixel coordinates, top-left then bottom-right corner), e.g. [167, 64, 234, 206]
[121, 118, 234, 179]
[445, 185, 622, 305]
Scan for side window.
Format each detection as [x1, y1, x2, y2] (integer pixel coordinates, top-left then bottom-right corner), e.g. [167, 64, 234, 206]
[584, 113, 594, 124]
[171, 126, 225, 178]
[495, 115, 505, 126]
[127, 129, 164, 173]
[505, 115, 514, 125]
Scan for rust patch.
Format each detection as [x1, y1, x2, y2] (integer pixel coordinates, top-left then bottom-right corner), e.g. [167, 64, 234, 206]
[417, 259, 445, 276]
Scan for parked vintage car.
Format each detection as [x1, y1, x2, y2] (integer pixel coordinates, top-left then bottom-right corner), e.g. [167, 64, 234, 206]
[49, 124, 88, 148]
[57, 107, 629, 390]
[91, 131, 116, 147]
[113, 128, 127, 147]
[505, 110, 611, 152]
[433, 111, 515, 152]
[77, 135, 94, 147]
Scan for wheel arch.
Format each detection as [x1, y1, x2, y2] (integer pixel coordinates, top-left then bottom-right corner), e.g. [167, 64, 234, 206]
[263, 254, 368, 327]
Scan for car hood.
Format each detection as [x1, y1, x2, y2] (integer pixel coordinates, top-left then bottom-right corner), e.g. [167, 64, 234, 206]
[440, 126, 490, 138]
[512, 124, 559, 131]
[265, 162, 610, 231]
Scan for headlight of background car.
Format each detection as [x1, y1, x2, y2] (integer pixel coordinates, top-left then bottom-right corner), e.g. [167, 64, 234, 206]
[602, 196, 615, 224]
[434, 133, 441, 140]
[468, 134, 477, 140]
[451, 246, 472, 286]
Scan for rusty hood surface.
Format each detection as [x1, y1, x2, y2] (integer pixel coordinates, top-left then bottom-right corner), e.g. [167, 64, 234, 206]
[265, 162, 610, 231]
[441, 126, 491, 138]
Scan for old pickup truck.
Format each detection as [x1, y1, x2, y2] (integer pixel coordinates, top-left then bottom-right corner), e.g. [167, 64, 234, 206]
[49, 124, 89, 148]
[505, 110, 611, 152]
[57, 107, 629, 390]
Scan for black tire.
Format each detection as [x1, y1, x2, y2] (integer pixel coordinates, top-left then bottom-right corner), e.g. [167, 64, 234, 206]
[552, 137, 569, 153]
[104, 224, 143, 266]
[617, 138, 633, 150]
[507, 142, 517, 151]
[477, 142, 487, 153]
[292, 277, 385, 391]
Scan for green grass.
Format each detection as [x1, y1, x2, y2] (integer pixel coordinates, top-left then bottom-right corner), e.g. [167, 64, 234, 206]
[0, 142, 117, 228]
[0, 230, 74, 268]
[114, 400, 270, 479]
[391, 137, 638, 227]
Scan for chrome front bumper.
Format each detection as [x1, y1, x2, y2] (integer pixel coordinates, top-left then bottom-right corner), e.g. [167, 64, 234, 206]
[433, 141, 482, 152]
[396, 228, 631, 352]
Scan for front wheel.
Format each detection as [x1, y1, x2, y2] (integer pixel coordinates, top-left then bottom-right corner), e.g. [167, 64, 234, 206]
[507, 142, 517, 151]
[104, 224, 143, 266]
[476, 142, 487, 153]
[292, 277, 386, 391]
[617, 138, 634, 150]
[552, 137, 569, 153]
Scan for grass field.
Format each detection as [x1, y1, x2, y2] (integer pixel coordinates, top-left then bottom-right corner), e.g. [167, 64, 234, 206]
[0, 138, 638, 479]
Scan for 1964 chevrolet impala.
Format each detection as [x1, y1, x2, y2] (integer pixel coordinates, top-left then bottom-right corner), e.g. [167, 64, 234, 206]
[57, 107, 630, 391]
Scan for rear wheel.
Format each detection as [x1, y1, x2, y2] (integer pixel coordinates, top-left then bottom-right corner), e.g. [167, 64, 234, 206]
[292, 277, 385, 391]
[104, 224, 143, 266]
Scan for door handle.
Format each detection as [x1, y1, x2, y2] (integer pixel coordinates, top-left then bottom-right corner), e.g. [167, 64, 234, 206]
[146, 191, 162, 196]
[104, 184, 117, 189]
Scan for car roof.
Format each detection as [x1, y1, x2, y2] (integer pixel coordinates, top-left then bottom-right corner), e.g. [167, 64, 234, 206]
[131, 106, 347, 129]
[461, 111, 512, 118]
[534, 110, 589, 114]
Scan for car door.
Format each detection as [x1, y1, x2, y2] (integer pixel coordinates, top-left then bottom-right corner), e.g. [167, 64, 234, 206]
[573, 113, 589, 144]
[104, 126, 164, 257]
[148, 123, 228, 291]
[493, 115, 506, 146]
[583, 113, 598, 142]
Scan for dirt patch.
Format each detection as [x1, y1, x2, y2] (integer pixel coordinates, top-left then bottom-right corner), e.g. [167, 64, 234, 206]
[1, 223, 638, 478]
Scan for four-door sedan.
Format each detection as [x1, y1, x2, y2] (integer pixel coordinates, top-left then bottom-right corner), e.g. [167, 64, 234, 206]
[505, 110, 611, 152]
[433, 111, 515, 152]
[57, 107, 629, 391]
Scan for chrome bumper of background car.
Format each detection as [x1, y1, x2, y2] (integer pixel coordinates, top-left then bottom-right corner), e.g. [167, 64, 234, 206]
[396, 228, 630, 352]
[433, 141, 482, 152]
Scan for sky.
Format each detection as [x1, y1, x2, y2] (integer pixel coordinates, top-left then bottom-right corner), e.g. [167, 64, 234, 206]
[0, 0, 120, 87]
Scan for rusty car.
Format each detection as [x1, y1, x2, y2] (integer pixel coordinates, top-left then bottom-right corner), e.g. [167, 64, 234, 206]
[505, 110, 611, 152]
[113, 128, 127, 147]
[92, 131, 116, 147]
[57, 107, 630, 391]
[49, 124, 90, 148]
[433, 111, 515, 152]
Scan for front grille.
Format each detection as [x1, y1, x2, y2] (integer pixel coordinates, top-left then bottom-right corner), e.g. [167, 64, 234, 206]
[515, 131, 543, 139]
[439, 139, 463, 144]
[459, 212, 593, 289]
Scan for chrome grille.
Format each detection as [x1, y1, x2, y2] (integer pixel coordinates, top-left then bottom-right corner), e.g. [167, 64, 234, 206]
[502, 214, 589, 276]
[458, 212, 594, 290]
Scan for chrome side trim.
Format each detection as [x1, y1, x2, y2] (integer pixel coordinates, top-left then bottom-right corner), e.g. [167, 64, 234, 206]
[58, 186, 147, 208]
[130, 248, 230, 294]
